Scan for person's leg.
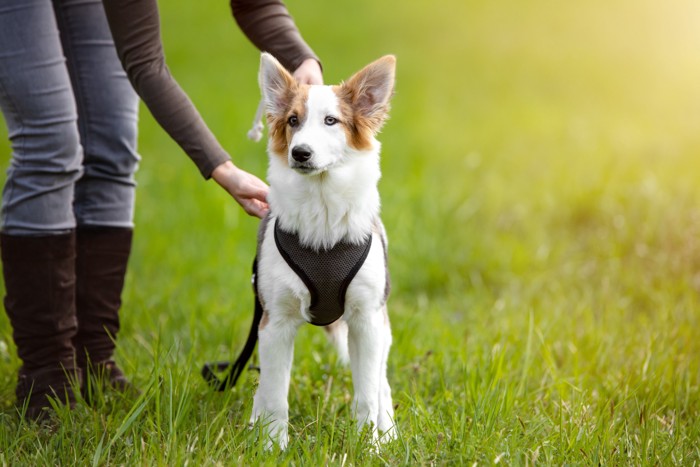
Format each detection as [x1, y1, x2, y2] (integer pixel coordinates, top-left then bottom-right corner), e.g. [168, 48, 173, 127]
[54, 0, 139, 230]
[51, 0, 140, 386]
[0, 0, 83, 418]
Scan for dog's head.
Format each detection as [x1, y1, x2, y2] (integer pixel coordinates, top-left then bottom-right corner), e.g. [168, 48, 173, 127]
[259, 53, 396, 176]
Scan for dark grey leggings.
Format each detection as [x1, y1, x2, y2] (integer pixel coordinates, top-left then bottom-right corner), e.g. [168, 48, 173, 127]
[0, 0, 139, 235]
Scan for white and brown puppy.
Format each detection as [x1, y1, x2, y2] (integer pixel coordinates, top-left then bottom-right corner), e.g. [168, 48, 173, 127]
[252, 53, 396, 449]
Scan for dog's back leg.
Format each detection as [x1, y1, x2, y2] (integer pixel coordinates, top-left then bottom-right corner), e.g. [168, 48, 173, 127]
[324, 319, 350, 365]
[377, 305, 396, 439]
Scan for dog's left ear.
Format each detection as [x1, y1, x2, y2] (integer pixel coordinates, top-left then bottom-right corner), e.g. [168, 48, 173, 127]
[340, 55, 396, 130]
[259, 52, 296, 116]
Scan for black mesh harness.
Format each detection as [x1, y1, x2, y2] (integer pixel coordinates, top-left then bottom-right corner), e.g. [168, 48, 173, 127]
[274, 220, 373, 326]
[202, 216, 380, 390]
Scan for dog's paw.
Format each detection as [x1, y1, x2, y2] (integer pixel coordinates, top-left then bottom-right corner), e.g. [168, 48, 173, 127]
[379, 424, 397, 443]
[250, 411, 289, 450]
[377, 408, 395, 436]
[269, 420, 289, 450]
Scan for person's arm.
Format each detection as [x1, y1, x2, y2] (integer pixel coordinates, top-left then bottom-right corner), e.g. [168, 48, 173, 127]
[231, 0, 321, 76]
[102, 0, 321, 217]
[103, 0, 229, 180]
[103, 0, 270, 217]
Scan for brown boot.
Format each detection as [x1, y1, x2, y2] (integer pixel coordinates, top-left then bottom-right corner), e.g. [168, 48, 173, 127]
[15, 366, 82, 420]
[1, 232, 82, 420]
[73, 227, 137, 397]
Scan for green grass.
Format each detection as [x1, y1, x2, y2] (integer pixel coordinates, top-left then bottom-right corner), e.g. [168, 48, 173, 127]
[2, 0, 700, 463]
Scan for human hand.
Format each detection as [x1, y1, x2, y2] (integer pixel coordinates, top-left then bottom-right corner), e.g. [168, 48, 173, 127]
[212, 161, 269, 218]
[293, 58, 323, 85]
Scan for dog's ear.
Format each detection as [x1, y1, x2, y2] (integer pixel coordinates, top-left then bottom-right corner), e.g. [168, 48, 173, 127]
[340, 55, 396, 129]
[259, 53, 296, 116]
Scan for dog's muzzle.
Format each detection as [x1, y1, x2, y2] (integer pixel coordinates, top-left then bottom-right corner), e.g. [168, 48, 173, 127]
[289, 144, 332, 174]
[291, 144, 313, 162]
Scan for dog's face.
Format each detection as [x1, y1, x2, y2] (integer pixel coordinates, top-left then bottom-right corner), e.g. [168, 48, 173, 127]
[259, 54, 396, 176]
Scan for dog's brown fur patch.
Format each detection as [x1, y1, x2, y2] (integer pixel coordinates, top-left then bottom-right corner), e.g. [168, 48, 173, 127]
[333, 85, 376, 151]
[268, 86, 310, 160]
[334, 56, 395, 152]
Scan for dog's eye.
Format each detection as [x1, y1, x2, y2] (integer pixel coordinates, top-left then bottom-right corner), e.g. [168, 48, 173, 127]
[288, 115, 299, 127]
[324, 116, 339, 126]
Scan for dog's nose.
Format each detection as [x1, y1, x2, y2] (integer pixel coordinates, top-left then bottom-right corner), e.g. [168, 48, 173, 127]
[291, 144, 313, 162]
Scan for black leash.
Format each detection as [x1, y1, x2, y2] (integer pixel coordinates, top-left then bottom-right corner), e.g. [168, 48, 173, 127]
[201, 258, 262, 391]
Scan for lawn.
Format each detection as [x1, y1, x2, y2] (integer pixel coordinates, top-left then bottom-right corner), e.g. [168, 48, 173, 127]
[2, 0, 700, 464]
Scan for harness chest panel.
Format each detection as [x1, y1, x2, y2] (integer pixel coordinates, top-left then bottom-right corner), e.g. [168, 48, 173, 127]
[273, 221, 372, 326]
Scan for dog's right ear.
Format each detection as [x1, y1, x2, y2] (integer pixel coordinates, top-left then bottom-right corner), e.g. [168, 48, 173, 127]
[338, 55, 396, 137]
[259, 53, 296, 116]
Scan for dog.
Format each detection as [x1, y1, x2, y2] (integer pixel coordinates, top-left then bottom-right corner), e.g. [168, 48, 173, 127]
[251, 52, 397, 449]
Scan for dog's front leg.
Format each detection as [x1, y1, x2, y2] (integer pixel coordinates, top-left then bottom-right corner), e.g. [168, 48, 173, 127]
[347, 309, 385, 441]
[251, 314, 298, 449]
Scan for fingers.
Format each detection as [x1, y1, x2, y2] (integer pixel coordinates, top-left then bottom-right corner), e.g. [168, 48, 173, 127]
[239, 175, 269, 204]
[235, 181, 270, 218]
[212, 161, 270, 218]
[242, 197, 270, 219]
[232, 171, 270, 218]
[293, 58, 323, 85]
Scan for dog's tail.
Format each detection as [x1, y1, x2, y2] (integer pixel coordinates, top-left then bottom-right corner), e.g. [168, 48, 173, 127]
[324, 320, 350, 365]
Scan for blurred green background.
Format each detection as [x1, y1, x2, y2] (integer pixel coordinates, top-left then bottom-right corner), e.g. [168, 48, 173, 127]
[121, 0, 700, 315]
[139, 0, 700, 301]
[1, 0, 700, 462]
